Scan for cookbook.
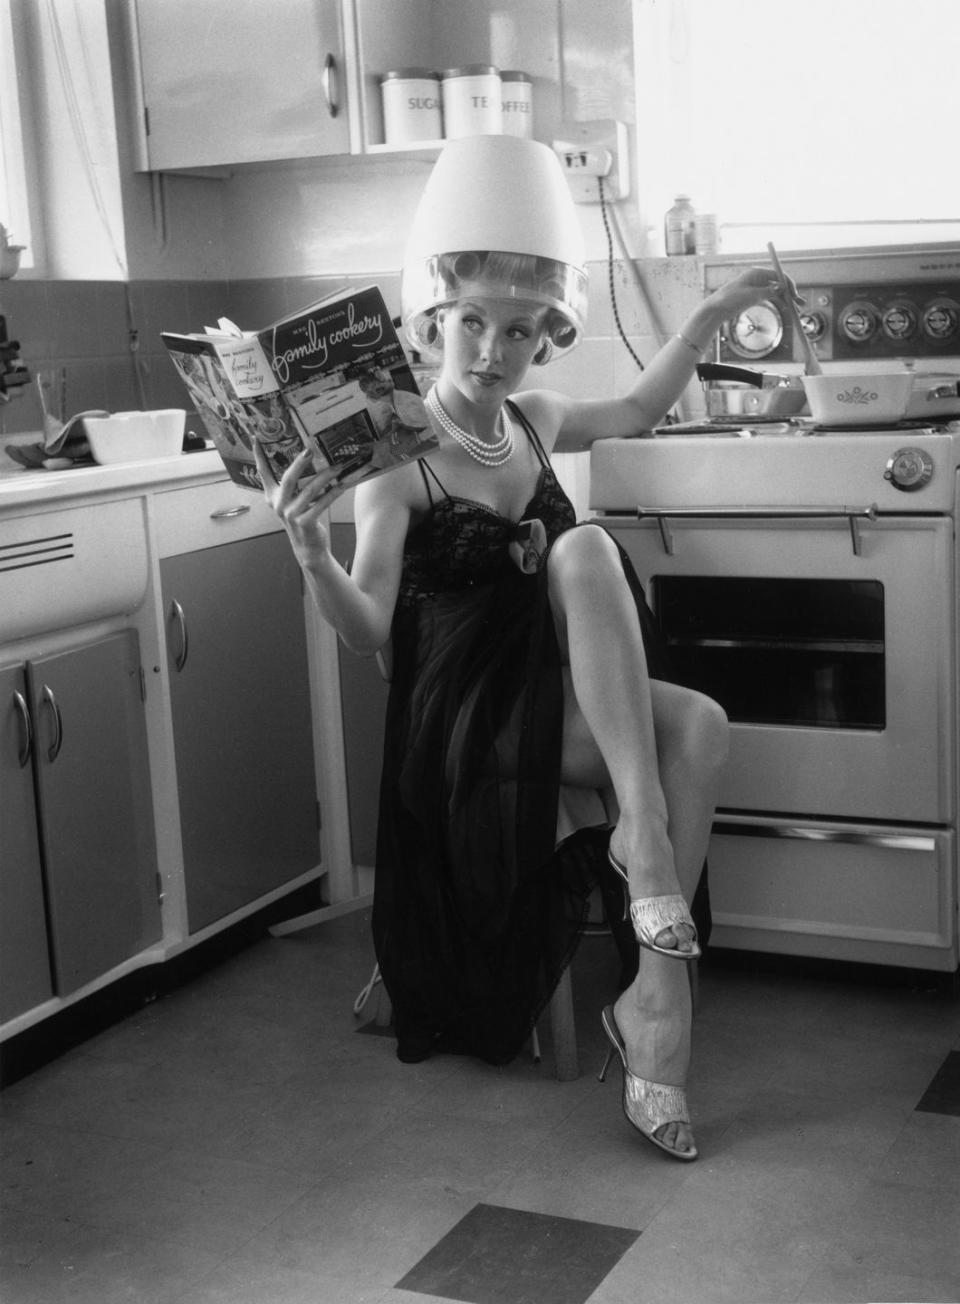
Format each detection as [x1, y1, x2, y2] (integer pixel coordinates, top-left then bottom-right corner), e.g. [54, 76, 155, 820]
[161, 284, 436, 495]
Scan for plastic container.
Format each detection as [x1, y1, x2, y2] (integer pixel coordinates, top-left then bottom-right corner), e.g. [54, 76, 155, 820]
[665, 194, 696, 256]
[441, 65, 502, 139]
[500, 70, 533, 138]
[380, 69, 443, 146]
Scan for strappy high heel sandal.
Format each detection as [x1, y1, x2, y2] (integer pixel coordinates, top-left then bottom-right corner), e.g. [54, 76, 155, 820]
[608, 848, 701, 962]
[598, 1004, 698, 1162]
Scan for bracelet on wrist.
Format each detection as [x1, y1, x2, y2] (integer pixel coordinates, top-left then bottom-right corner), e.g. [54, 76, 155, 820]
[674, 330, 705, 356]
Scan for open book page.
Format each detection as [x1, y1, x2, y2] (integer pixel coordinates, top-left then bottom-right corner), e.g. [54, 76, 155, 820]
[162, 285, 437, 495]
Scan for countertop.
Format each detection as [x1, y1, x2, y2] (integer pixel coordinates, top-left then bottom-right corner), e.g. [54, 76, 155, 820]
[0, 448, 230, 513]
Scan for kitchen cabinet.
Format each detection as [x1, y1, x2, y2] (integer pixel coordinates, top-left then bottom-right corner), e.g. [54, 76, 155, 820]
[353, 0, 634, 153]
[1, 632, 162, 1004]
[0, 666, 54, 1021]
[129, 0, 633, 167]
[131, 0, 349, 170]
[159, 522, 319, 932]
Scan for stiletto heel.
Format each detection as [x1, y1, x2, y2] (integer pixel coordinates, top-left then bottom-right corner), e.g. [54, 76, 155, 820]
[608, 847, 701, 961]
[598, 1005, 698, 1162]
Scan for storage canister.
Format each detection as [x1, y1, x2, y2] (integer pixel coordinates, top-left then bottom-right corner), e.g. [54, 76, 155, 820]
[693, 212, 720, 255]
[500, 70, 533, 138]
[441, 65, 502, 138]
[381, 68, 443, 146]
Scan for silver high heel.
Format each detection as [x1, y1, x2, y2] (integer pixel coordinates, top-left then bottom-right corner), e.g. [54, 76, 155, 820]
[598, 1004, 698, 1162]
[608, 847, 701, 961]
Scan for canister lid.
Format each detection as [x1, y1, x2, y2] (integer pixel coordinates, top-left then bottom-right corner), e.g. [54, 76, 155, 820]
[381, 68, 440, 82]
[501, 70, 532, 83]
[442, 65, 499, 79]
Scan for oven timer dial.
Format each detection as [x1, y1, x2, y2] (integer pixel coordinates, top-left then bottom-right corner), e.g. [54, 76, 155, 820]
[884, 446, 934, 492]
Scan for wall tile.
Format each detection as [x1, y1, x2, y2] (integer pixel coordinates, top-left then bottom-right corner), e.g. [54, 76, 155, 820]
[131, 281, 192, 354]
[516, 335, 615, 404]
[1, 281, 55, 359]
[60, 358, 108, 417]
[101, 355, 146, 414]
[46, 282, 104, 359]
[97, 283, 135, 358]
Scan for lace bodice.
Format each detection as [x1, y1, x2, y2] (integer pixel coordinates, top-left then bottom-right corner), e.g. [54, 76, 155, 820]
[397, 462, 576, 607]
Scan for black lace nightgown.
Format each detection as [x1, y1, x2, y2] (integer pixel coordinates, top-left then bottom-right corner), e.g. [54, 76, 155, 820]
[371, 402, 677, 1066]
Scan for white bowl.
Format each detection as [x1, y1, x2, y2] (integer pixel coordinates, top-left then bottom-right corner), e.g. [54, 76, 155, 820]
[84, 410, 186, 464]
[802, 372, 914, 426]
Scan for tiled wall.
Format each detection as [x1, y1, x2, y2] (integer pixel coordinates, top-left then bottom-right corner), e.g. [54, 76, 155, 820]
[0, 260, 703, 442]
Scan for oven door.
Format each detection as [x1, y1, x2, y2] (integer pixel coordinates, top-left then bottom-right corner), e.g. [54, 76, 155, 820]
[605, 513, 955, 825]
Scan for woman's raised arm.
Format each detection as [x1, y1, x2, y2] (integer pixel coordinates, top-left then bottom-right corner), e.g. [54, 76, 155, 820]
[254, 443, 410, 657]
[545, 267, 793, 450]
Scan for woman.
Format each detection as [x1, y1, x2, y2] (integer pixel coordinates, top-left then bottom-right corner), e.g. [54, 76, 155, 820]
[258, 137, 791, 1161]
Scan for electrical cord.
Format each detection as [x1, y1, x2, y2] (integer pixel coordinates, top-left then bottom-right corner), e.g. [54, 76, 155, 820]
[598, 176, 679, 423]
[598, 175, 645, 372]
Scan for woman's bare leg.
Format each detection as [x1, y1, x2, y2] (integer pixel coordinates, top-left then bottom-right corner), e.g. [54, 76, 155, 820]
[548, 526, 726, 931]
[547, 524, 729, 1154]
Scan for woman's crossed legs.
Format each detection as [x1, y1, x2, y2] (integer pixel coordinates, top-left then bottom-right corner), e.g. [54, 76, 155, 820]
[547, 524, 729, 1156]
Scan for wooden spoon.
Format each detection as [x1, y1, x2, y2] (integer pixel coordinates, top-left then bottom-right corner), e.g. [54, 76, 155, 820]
[767, 241, 823, 376]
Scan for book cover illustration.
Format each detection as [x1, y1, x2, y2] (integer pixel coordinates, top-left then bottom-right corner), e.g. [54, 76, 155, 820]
[162, 285, 436, 495]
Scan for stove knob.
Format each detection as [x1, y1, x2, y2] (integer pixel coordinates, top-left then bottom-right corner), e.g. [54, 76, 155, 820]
[799, 310, 827, 342]
[839, 300, 879, 344]
[884, 446, 934, 492]
[922, 297, 960, 344]
[881, 300, 918, 342]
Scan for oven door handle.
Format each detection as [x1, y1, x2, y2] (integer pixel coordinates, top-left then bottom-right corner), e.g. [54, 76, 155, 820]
[712, 820, 937, 853]
[635, 504, 879, 557]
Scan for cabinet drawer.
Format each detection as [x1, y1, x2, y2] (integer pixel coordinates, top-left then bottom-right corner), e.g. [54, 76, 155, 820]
[708, 816, 956, 968]
[1, 499, 148, 643]
[152, 481, 281, 557]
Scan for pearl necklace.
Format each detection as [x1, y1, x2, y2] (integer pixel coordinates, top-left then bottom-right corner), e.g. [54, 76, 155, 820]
[426, 386, 514, 467]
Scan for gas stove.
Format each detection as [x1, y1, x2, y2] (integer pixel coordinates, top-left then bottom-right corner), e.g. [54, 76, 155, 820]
[591, 422, 960, 513]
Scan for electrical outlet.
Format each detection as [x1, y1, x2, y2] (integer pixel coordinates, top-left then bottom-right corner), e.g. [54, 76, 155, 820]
[553, 120, 629, 204]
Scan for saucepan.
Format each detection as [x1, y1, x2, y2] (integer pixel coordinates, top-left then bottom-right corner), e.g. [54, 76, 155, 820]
[696, 362, 808, 418]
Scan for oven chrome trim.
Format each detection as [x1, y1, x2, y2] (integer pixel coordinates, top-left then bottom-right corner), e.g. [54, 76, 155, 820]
[636, 505, 879, 557]
[712, 819, 937, 853]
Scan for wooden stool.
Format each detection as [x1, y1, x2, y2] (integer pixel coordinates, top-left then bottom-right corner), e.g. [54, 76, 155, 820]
[355, 962, 579, 1079]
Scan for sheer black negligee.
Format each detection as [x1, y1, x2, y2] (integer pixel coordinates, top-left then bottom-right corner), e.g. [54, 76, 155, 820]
[372, 402, 669, 1065]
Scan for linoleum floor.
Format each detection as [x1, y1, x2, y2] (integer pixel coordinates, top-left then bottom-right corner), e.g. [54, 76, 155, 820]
[2, 910, 959, 1304]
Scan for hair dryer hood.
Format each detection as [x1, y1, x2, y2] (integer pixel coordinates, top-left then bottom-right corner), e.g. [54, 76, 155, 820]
[404, 135, 586, 268]
[401, 135, 588, 355]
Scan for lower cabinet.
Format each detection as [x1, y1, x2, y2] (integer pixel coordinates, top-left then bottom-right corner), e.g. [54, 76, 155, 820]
[0, 665, 54, 1021]
[0, 631, 163, 1015]
[161, 531, 319, 932]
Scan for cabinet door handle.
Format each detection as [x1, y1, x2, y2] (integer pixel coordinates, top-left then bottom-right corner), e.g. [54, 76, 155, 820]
[209, 505, 250, 520]
[13, 690, 33, 768]
[40, 684, 63, 763]
[170, 599, 189, 672]
[322, 53, 339, 118]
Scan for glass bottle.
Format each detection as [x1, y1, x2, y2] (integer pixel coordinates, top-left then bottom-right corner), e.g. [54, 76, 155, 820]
[665, 195, 696, 256]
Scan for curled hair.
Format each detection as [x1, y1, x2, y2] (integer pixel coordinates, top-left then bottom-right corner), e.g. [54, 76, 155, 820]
[402, 247, 588, 362]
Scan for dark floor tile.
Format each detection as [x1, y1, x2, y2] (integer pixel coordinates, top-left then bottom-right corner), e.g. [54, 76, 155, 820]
[394, 1201, 639, 1304]
[915, 1050, 960, 1116]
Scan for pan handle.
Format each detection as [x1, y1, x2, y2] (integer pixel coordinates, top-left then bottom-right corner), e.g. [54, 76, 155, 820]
[696, 362, 765, 388]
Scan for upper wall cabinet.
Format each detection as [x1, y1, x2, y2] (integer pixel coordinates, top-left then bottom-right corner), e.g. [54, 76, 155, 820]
[351, 0, 634, 154]
[128, 0, 633, 170]
[130, 0, 350, 170]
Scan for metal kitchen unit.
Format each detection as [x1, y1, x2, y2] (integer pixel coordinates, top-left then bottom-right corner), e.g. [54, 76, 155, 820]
[590, 246, 960, 974]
